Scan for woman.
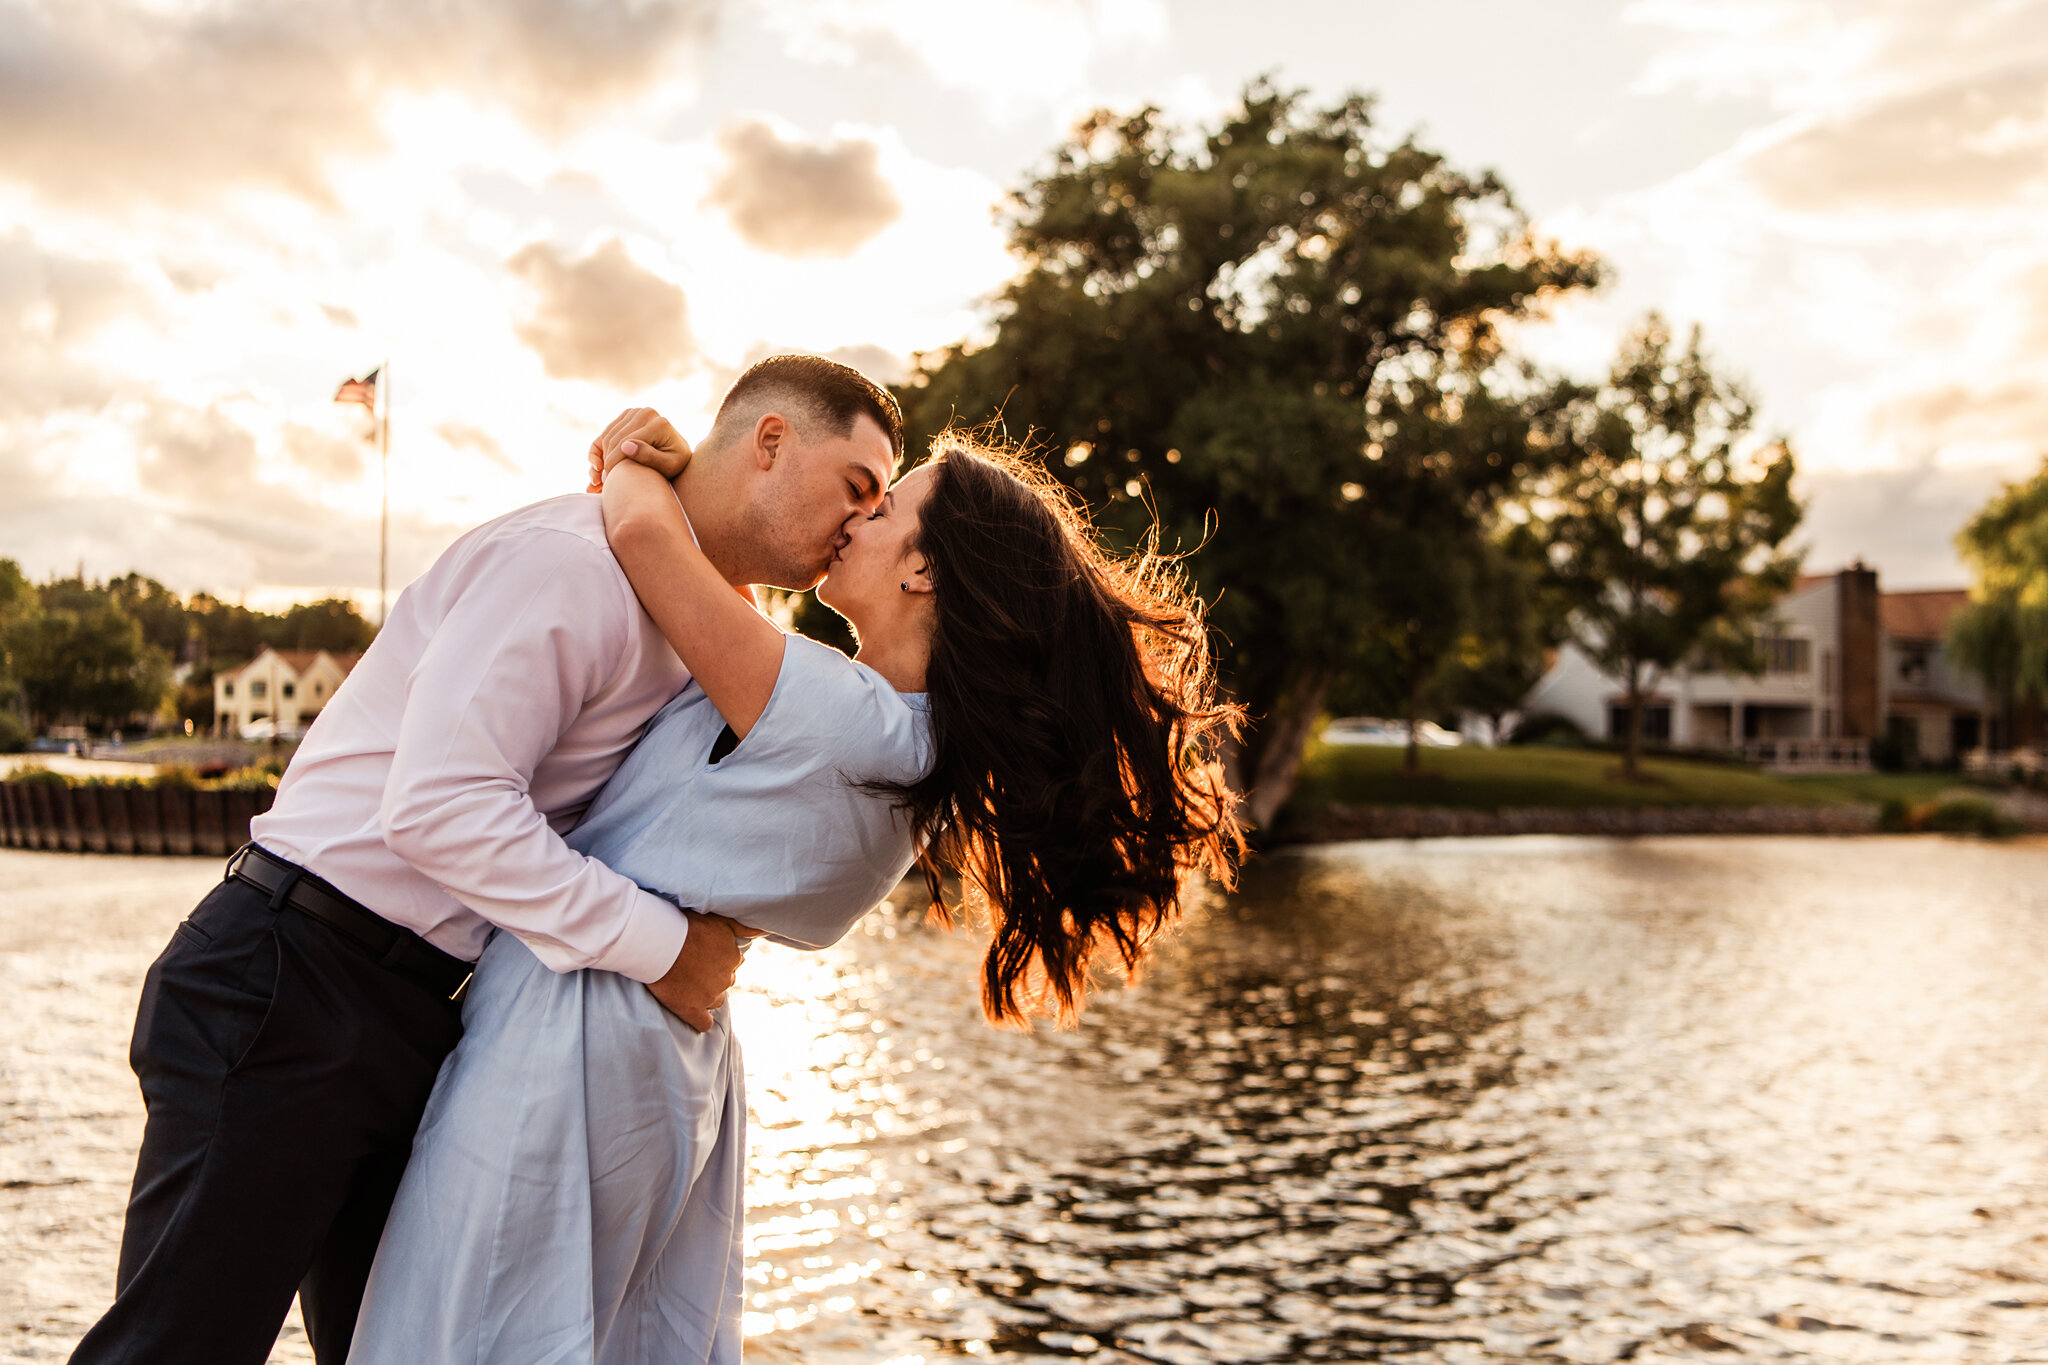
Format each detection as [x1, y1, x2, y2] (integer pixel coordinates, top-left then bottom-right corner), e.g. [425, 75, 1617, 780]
[348, 412, 1243, 1363]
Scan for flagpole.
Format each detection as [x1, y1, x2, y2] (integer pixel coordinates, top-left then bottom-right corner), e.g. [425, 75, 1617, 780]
[379, 357, 390, 628]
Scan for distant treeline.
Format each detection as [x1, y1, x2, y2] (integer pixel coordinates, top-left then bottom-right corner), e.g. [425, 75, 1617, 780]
[0, 560, 376, 747]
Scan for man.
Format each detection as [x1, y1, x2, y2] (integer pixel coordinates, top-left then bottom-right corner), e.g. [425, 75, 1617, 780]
[71, 355, 903, 1365]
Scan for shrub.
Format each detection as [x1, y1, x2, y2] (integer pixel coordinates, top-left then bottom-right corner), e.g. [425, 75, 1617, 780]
[207, 765, 281, 792]
[0, 710, 27, 754]
[1925, 797, 2015, 838]
[1506, 712, 1589, 747]
[1878, 796, 2017, 837]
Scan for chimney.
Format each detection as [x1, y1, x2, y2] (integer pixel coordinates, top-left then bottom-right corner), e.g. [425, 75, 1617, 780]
[1836, 564, 1881, 739]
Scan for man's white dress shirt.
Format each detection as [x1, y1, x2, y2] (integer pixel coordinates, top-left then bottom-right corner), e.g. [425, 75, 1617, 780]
[250, 494, 692, 983]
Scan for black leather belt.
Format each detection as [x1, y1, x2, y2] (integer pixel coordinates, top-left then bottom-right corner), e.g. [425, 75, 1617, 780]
[226, 843, 473, 1001]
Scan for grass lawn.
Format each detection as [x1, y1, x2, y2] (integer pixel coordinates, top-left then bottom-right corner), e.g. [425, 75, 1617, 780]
[1284, 740, 1984, 814]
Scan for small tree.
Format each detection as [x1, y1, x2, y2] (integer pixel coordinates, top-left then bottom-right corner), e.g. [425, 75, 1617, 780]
[1949, 459, 2048, 745]
[1528, 316, 1802, 779]
[1449, 535, 1563, 744]
[11, 597, 171, 732]
[1341, 348, 1564, 775]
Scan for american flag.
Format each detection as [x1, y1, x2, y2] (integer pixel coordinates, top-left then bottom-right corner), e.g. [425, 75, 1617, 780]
[334, 368, 379, 411]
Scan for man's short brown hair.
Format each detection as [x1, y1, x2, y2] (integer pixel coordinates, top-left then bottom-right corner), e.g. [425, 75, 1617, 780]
[713, 354, 904, 460]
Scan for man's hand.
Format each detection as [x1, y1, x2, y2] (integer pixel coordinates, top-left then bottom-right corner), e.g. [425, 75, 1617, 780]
[646, 911, 763, 1031]
[586, 407, 692, 492]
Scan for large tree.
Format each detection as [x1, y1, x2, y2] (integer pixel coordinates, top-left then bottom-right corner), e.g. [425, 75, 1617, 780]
[896, 81, 1599, 824]
[1525, 316, 1803, 779]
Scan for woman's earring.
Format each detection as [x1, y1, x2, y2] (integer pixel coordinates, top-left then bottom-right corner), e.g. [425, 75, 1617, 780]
[900, 582, 909, 592]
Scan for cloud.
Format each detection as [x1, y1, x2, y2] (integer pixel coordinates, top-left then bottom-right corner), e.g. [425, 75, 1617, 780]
[1798, 460, 2027, 587]
[437, 421, 519, 473]
[0, 0, 719, 206]
[1871, 381, 2048, 455]
[1746, 63, 2048, 211]
[705, 120, 902, 259]
[821, 343, 910, 385]
[284, 423, 368, 482]
[0, 233, 140, 420]
[134, 402, 261, 500]
[754, 0, 1166, 109]
[507, 238, 695, 389]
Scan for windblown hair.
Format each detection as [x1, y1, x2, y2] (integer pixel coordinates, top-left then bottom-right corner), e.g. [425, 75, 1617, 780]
[709, 354, 904, 459]
[886, 432, 1246, 1026]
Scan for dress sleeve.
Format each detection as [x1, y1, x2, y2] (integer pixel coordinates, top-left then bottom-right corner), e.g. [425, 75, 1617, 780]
[377, 528, 689, 982]
[723, 637, 931, 784]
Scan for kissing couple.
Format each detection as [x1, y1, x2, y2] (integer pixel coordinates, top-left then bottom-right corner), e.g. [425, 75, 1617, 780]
[71, 355, 1244, 1364]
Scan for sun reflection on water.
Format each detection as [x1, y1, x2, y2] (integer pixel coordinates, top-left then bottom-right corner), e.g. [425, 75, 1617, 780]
[718, 839, 2048, 1364]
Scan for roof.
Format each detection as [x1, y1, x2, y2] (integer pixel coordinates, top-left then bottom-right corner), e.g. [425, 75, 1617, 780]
[220, 647, 364, 680]
[1881, 589, 1972, 642]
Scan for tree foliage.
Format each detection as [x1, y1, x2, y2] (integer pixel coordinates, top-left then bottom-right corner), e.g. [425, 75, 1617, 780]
[894, 80, 1600, 823]
[1949, 460, 2048, 719]
[1448, 534, 1567, 743]
[9, 597, 169, 730]
[0, 561, 376, 734]
[1523, 316, 1803, 777]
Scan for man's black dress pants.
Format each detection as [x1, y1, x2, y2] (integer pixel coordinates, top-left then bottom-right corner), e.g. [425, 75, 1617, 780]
[69, 874, 463, 1365]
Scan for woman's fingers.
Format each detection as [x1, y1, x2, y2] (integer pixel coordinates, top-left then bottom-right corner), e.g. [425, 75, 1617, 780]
[590, 408, 691, 481]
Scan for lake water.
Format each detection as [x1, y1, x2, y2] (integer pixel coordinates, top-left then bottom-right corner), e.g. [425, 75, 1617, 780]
[5, 837, 2048, 1363]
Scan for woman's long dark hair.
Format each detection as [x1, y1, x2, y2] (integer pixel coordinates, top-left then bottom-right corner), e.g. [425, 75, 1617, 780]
[887, 432, 1246, 1026]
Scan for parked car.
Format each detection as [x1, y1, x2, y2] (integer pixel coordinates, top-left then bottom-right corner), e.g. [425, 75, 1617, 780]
[1323, 716, 1464, 748]
[238, 718, 300, 742]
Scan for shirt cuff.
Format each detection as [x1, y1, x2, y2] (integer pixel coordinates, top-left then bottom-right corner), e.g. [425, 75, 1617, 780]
[595, 888, 690, 983]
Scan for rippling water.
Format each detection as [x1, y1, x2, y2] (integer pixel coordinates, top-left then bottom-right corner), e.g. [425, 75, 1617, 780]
[8, 837, 2048, 1363]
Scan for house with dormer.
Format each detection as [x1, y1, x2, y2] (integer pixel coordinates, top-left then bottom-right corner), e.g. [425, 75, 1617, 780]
[212, 648, 361, 739]
[1522, 565, 1993, 769]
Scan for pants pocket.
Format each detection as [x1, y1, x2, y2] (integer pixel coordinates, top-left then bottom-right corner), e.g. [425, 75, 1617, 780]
[133, 890, 283, 1085]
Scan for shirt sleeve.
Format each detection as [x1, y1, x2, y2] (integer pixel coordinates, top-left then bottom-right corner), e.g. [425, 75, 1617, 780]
[377, 527, 689, 982]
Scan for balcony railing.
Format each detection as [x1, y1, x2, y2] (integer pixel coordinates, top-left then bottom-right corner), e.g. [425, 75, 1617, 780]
[1741, 738, 1871, 771]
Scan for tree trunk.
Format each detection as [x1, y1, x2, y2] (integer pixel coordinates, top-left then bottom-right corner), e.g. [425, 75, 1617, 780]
[1403, 679, 1422, 778]
[1623, 661, 1644, 781]
[1221, 666, 1334, 830]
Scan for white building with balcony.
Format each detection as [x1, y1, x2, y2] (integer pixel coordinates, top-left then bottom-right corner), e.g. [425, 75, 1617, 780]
[213, 648, 361, 739]
[1521, 566, 1989, 769]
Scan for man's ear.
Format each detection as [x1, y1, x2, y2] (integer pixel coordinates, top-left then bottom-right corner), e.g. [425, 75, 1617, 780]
[752, 413, 788, 472]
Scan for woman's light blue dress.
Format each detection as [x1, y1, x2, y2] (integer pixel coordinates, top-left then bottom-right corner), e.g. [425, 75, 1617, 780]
[348, 636, 931, 1365]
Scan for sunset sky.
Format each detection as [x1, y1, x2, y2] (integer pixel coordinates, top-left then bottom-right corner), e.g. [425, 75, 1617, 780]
[2, 0, 2041, 607]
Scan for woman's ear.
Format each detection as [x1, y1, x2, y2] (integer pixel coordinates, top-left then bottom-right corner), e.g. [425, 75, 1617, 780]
[902, 561, 935, 595]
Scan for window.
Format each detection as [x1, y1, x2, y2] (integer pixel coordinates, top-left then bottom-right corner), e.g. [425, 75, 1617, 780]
[251, 680, 267, 700]
[313, 682, 324, 696]
[223, 681, 234, 698]
[282, 682, 295, 699]
[1897, 647, 1929, 688]
[1762, 634, 1811, 674]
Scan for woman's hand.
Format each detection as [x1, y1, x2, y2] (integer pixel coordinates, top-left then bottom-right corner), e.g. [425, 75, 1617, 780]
[585, 407, 693, 492]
